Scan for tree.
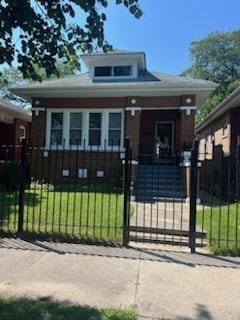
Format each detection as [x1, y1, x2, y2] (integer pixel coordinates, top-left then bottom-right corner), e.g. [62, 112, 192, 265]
[183, 30, 240, 122]
[0, 0, 142, 81]
[0, 59, 82, 107]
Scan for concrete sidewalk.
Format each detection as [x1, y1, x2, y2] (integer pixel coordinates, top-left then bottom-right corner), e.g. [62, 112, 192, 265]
[0, 238, 240, 320]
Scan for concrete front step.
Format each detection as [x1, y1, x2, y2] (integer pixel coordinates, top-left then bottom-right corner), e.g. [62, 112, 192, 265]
[135, 187, 184, 194]
[135, 188, 184, 196]
[135, 165, 185, 201]
[135, 193, 185, 202]
[138, 169, 182, 175]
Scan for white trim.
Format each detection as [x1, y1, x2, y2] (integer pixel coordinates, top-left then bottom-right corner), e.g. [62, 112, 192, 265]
[31, 107, 45, 116]
[19, 125, 26, 142]
[45, 108, 124, 151]
[125, 107, 141, 116]
[122, 160, 138, 165]
[180, 106, 197, 115]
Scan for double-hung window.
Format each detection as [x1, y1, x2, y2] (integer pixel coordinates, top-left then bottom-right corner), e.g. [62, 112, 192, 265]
[70, 113, 82, 145]
[89, 113, 102, 146]
[108, 113, 122, 147]
[50, 112, 63, 145]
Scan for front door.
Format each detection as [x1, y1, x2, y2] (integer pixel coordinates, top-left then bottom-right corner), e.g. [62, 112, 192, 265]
[155, 122, 173, 162]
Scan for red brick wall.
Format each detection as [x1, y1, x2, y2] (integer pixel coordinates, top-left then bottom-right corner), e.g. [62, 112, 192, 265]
[125, 110, 141, 160]
[31, 111, 46, 145]
[0, 123, 15, 145]
[30, 150, 122, 185]
[180, 111, 196, 149]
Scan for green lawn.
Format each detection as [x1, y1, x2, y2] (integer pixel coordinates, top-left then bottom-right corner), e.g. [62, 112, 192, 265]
[197, 203, 240, 255]
[0, 296, 137, 320]
[0, 185, 123, 242]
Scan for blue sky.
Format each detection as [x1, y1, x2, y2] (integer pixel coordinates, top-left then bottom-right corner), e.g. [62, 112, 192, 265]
[100, 0, 240, 75]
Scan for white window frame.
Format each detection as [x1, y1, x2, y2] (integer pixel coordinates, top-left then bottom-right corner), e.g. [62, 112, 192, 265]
[88, 112, 103, 147]
[90, 61, 138, 80]
[69, 111, 83, 146]
[46, 108, 124, 151]
[107, 112, 124, 147]
[19, 125, 26, 142]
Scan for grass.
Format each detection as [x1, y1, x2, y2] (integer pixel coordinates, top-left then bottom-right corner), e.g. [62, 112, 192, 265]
[0, 296, 137, 320]
[0, 184, 123, 242]
[197, 203, 240, 255]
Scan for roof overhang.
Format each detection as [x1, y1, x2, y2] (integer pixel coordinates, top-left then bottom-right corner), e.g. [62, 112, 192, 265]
[0, 99, 32, 123]
[11, 84, 215, 107]
[196, 85, 240, 133]
[81, 51, 146, 70]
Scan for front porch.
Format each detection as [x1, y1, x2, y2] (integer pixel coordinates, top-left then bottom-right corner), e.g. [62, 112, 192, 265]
[125, 107, 196, 164]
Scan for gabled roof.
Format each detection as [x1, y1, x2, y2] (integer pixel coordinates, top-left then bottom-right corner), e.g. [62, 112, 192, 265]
[0, 99, 31, 122]
[10, 70, 217, 106]
[196, 85, 240, 133]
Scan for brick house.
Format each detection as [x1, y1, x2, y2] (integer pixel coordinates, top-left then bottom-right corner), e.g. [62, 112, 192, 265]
[196, 86, 240, 191]
[11, 50, 216, 185]
[0, 99, 31, 146]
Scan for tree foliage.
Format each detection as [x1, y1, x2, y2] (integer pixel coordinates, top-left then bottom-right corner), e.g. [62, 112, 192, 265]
[0, 61, 79, 107]
[183, 30, 240, 122]
[0, 0, 142, 81]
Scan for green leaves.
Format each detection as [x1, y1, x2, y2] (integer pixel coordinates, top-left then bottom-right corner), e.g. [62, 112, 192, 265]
[183, 30, 240, 123]
[0, 0, 143, 80]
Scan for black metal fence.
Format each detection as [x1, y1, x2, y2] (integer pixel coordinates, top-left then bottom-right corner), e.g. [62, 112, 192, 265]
[196, 139, 240, 255]
[0, 140, 126, 244]
[0, 138, 239, 255]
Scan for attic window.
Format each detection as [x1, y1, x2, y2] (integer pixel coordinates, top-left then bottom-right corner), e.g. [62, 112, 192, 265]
[95, 66, 111, 77]
[94, 65, 132, 77]
[114, 66, 132, 76]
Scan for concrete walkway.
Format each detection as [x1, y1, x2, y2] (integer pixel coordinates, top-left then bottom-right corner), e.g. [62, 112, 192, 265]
[0, 238, 240, 320]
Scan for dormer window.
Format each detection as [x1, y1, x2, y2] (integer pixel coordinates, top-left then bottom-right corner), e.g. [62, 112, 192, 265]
[114, 66, 132, 76]
[94, 65, 132, 78]
[95, 66, 112, 77]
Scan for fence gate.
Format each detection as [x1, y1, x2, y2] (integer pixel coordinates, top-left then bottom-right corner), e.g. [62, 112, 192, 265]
[123, 140, 206, 252]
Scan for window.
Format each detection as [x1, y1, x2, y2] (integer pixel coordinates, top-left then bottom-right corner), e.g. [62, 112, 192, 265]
[210, 129, 215, 143]
[19, 125, 26, 142]
[47, 110, 123, 149]
[50, 113, 63, 145]
[223, 121, 228, 137]
[113, 65, 132, 77]
[94, 65, 132, 78]
[108, 113, 122, 146]
[89, 113, 102, 146]
[70, 113, 82, 145]
[94, 66, 112, 77]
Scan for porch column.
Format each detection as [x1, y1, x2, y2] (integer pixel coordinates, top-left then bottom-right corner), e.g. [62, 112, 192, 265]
[125, 105, 141, 161]
[124, 101, 141, 187]
[180, 106, 197, 149]
[180, 104, 197, 201]
[31, 103, 46, 146]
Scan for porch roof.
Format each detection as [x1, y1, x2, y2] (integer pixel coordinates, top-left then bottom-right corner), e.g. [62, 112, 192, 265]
[0, 99, 31, 123]
[10, 70, 217, 106]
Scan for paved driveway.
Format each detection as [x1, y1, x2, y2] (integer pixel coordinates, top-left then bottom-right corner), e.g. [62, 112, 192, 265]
[0, 238, 240, 320]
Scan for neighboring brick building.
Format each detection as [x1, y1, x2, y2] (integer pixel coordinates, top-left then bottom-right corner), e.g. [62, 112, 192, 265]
[0, 99, 31, 161]
[11, 50, 216, 182]
[196, 86, 240, 192]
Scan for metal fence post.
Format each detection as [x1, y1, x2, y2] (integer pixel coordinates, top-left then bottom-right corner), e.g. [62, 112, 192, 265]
[189, 139, 199, 253]
[18, 139, 27, 233]
[123, 138, 130, 246]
